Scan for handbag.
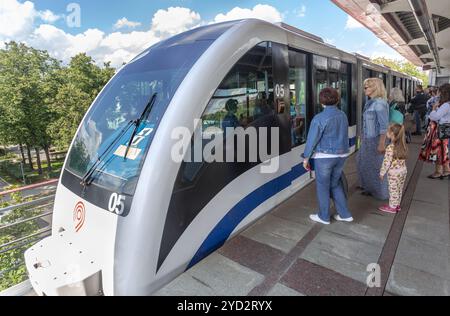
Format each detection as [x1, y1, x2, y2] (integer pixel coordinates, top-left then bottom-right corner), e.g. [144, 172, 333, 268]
[438, 123, 450, 140]
[389, 104, 404, 125]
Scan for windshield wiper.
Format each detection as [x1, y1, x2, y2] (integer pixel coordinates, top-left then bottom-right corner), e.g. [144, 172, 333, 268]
[80, 93, 158, 186]
[81, 120, 134, 186]
[123, 93, 157, 161]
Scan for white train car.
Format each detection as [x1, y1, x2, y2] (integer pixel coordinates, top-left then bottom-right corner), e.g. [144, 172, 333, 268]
[24, 19, 418, 296]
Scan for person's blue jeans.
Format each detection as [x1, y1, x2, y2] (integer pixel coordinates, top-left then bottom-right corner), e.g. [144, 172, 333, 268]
[414, 111, 422, 134]
[314, 157, 352, 222]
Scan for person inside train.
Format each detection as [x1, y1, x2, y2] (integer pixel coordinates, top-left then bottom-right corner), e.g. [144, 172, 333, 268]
[357, 78, 390, 201]
[408, 85, 429, 136]
[222, 99, 240, 131]
[253, 92, 272, 121]
[302, 87, 353, 225]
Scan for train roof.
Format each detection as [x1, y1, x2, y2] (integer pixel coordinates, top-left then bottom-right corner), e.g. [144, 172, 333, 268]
[140, 19, 417, 82]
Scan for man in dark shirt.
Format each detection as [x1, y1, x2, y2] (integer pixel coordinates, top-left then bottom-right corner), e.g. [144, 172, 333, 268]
[409, 85, 429, 135]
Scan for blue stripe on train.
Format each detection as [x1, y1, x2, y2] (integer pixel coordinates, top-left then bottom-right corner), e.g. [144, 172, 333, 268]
[187, 136, 357, 269]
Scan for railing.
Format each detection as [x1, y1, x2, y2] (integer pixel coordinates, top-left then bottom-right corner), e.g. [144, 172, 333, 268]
[0, 183, 56, 294]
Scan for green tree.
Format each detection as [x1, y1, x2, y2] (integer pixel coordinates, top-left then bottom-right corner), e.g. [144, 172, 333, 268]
[372, 57, 429, 87]
[0, 42, 61, 173]
[48, 54, 115, 150]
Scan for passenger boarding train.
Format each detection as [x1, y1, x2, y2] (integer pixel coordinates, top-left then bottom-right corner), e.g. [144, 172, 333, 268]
[24, 19, 421, 296]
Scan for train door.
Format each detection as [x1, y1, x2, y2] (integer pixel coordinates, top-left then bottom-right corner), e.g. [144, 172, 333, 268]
[339, 63, 350, 121]
[329, 72, 339, 89]
[313, 55, 328, 115]
[406, 80, 411, 102]
[362, 67, 371, 112]
[288, 49, 308, 148]
[272, 42, 292, 156]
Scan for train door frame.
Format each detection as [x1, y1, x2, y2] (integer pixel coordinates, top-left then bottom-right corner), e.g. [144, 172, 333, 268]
[287, 46, 312, 149]
[271, 42, 292, 155]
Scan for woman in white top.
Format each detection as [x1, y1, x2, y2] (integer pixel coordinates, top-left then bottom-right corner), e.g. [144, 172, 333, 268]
[419, 84, 450, 179]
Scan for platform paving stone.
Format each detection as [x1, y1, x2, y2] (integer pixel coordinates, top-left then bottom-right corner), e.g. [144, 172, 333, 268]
[281, 259, 366, 296]
[407, 200, 449, 224]
[393, 236, 450, 280]
[241, 214, 312, 253]
[411, 177, 448, 207]
[324, 220, 388, 247]
[218, 236, 285, 276]
[156, 253, 264, 296]
[271, 199, 317, 227]
[402, 214, 450, 247]
[300, 230, 383, 284]
[386, 263, 450, 296]
[266, 283, 304, 296]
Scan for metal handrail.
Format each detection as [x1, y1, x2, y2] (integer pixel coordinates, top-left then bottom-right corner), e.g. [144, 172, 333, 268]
[0, 211, 53, 231]
[0, 228, 52, 249]
[0, 195, 55, 215]
[0, 261, 24, 278]
[0, 234, 51, 256]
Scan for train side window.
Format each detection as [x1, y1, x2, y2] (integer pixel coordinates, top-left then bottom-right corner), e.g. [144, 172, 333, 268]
[340, 63, 350, 121]
[180, 42, 274, 185]
[289, 50, 307, 147]
[329, 72, 339, 89]
[313, 55, 328, 115]
[362, 67, 371, 107]
[315, 70, 327, 114]
[202, 42, 273, 135]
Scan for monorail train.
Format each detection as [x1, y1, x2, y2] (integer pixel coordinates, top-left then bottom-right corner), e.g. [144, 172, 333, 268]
[24, 19, 421, 296]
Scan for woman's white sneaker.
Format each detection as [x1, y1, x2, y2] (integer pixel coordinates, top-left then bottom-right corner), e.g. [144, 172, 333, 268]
[334, 214, 354, 222]
[309, 214, 330, 225]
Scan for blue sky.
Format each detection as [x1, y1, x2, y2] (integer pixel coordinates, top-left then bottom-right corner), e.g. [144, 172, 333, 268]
[0, 0, 404, 67]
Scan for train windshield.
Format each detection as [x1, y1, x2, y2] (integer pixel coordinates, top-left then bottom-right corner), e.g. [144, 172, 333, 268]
[65, 39, 212, 196]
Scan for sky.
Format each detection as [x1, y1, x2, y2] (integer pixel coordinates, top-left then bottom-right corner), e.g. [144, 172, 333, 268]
[0, 0, 406, 68]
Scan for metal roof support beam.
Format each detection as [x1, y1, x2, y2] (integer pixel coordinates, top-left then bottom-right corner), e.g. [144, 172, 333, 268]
[408, 38, 427, 45]
[408, 0, 441, 73]
[381, 0, 412, 14]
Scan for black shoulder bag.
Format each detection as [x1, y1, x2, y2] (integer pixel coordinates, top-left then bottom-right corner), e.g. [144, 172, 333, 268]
[438, 123, 450, 140]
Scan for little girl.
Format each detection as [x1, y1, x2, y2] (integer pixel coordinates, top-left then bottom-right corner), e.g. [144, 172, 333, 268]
[379, 124, 408, 214]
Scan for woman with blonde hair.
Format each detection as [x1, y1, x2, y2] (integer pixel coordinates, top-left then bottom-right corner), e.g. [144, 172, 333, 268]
[357, 78, 390, 200]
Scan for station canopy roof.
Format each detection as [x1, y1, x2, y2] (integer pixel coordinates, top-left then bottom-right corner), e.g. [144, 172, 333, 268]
[331, 0, 450, 73]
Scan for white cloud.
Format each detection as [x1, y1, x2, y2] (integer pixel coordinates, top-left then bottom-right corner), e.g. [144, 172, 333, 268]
[0, 3, 283, 69]
[113, 17, 142, 30]
[38, 9, 61, 23]
[152, 7, 201, 37]
[23, 7, 201, 68]
[214, 4, 282, 24]
[0, 0, 62, 42]
[0, 0, 36, 39]
[345, 15, 364, 29]
[296, 5, 306, 18]
[29, 24, 158, 67]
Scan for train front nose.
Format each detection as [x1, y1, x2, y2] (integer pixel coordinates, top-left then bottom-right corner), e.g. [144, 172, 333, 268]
[24, 232, 103, 296]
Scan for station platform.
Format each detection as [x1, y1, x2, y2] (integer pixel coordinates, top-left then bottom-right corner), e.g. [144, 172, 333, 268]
[4, 137, 449, 296]
[155, 137, 450, 296]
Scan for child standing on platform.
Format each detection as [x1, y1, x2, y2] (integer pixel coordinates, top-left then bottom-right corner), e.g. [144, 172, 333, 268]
[379, 124, 408, 214]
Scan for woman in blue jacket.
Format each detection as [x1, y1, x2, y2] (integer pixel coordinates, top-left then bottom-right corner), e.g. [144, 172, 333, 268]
[303, 88, 353, 225]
